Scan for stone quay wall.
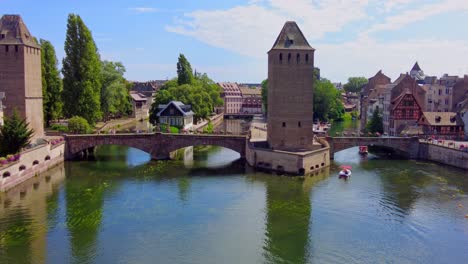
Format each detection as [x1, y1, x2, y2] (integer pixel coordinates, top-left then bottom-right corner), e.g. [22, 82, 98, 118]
[0, 142, 65, 191]
[419, 143, 468, 170]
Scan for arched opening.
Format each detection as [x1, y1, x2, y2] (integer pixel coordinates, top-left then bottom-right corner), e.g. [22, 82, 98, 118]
[298, 168, 305, 175]
[3, 171, 10, 178]
[19, 165, 26, 171]
[169, 145, 242, 169]
[33, 160, 39, 166]
[333, 146, 410, 162]
[45, 155, 51, 161]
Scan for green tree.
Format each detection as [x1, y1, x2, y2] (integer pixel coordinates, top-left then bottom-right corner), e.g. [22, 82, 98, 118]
[62, 14, 102, 124]
[149, 58, 223, 124]
[343, 77, 368, 93]
[0, 111, 34, 156]
[176, 54, 194, 85]
[365, 108, 383, 134]
[261, 79, 268, 115]
[100, 61, 131, 120]
[68, 116, 91, 134]
[313, 79, 345, 121]
[40, 39, 63, 127]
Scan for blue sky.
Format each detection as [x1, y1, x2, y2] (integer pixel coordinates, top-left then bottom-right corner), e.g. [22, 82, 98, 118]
[3, 0, 468, 83]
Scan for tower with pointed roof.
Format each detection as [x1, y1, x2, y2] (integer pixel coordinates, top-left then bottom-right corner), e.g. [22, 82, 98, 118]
[267, 21, 315, 150]
[410, 62, 425, 83]
[0, 15, 43, 137]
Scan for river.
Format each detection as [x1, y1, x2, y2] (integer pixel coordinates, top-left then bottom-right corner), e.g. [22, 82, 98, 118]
[0, 144, 467, 264]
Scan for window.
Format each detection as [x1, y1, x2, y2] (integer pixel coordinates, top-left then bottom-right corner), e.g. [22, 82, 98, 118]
[15, 45, 18, 52]
[5, 45, 8, 52]
[0, 34, 5, 39]
[279, 53, 282, 62]
[296, 53, 300, 63]
[298, 121, 301, 127]
[445, 88, 449, 95]
[439, 89, 442, 95]
[288, 53, 291, 63]
[305, 54, 309, 63]
[445, 99, 449, 105]
[282, 122, 286, 127]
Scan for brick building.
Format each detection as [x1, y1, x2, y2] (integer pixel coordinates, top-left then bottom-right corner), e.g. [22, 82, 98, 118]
[0, 15, 44, 137]
[267, 21, 315, 150]
[218, 82, 242, 114]
[360, 70, 391, 128]
[239, 86, 262, 114]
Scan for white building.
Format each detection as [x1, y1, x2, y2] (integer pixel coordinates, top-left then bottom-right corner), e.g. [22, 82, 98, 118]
[156, 101, 194, 130]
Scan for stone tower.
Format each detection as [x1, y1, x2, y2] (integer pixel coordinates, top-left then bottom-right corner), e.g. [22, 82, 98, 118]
[267, 21, 315, 150]
[0, 15, 44, 137]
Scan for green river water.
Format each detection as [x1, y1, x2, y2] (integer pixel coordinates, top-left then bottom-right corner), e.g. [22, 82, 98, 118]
[0, 142, 467, 263]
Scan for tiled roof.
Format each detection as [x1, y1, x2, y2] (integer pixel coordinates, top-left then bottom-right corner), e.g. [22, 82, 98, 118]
[270, 21, 314, 51]
[420, 112, 462, 126]
[240, 87, 261, 96]
[130, 92, 147, 102]
[0, 15, 39, 48]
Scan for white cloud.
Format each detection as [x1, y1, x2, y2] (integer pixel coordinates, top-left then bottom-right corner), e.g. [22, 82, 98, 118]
[368, 0, 468, 34]
[129, 7, 159, 13]
[164, 0, 468, 82]
[167, 0, 370, 58]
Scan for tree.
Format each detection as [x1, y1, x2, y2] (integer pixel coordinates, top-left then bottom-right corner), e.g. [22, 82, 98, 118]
[68, 116, 91, 134]
[261, 79, 268, 115]
[0, 111, 34, 156]
[62, 14, 102, 124]
[40, 39, 63, 127]
[343, 77, 368, 93]
[100, 61, 131, 120]
[313, 79, 345, 121]
[149, 57, 223, 124]
[176, 54, 194, 85]
[365, 108, 383, 134]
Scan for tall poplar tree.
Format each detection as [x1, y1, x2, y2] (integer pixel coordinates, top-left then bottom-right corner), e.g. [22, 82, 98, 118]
[40, 39, 63, 126]
[62, 14, 102, 124]
[176, 54, 194, 85]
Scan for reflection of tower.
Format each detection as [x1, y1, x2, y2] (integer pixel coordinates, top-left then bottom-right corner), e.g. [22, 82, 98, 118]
[267, 21, 315, 150]
[0, 15, 44, 137]
[262, 171, 328, 263]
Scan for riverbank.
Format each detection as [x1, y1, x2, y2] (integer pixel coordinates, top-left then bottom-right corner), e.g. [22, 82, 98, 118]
[0, 139, 65, 191]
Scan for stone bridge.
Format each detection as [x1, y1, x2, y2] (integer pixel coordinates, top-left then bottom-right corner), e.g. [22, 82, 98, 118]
[325, 136, 420, 159]
[64, 133, 247, 160]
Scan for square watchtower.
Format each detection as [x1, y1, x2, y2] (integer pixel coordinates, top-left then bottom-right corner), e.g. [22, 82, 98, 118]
[267, 21, 315, 150]
[0, 15, 44, 137]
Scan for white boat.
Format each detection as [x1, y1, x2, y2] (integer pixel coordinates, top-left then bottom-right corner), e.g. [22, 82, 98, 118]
[339, 169, 352, 178]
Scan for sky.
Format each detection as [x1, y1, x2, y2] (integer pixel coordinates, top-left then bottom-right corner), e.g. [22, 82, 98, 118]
[3, 0, 468, 83]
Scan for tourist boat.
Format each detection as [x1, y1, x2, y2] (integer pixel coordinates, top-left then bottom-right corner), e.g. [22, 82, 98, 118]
[338, 165, 352, 179]
[359, 146, 368, 155]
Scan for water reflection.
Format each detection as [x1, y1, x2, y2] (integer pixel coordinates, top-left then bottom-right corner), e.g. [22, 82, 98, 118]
[0, 164, 65, 264]
[0, 145, 467, 264]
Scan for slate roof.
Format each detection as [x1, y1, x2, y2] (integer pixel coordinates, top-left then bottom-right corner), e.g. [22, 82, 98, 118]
[420, 112, 462, 126]
[157, 101, 194, 117]
[411, 62, 421, 71]
[270, 21, 314, 51]
[0, 15, 39, 48]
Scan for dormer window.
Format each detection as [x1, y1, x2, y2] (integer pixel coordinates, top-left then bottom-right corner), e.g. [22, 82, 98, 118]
[450, 116, 456, 123]
[435, 116, 441, 123]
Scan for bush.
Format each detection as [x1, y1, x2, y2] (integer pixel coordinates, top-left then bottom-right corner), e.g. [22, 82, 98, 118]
[68, 116, 91, 134]
[203, 121, 214, 134]
[50, 124, 68, 133]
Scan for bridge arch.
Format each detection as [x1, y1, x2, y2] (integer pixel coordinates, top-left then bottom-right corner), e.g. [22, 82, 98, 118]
[325, 137, 420, 159]
[64, 134, 156, 159]
[161, 134, 246, 159]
